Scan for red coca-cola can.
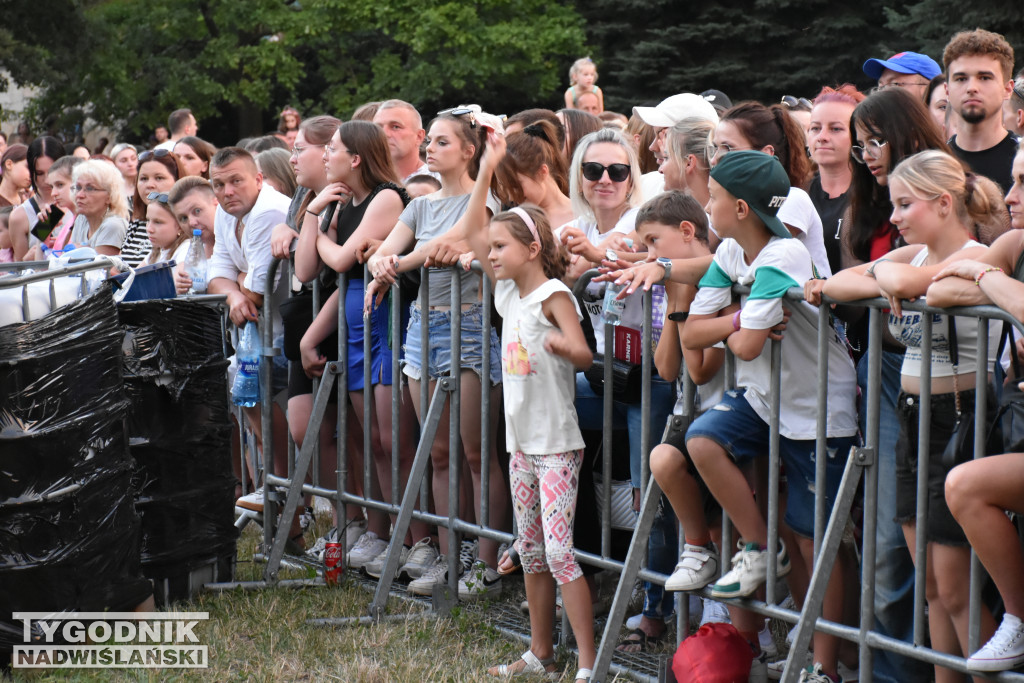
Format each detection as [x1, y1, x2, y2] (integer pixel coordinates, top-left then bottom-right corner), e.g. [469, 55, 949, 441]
[324, 542, 343, 586]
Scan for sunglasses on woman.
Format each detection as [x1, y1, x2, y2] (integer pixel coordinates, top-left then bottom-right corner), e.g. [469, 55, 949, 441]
[139, 148, 172, 162]
[148, 191, 171, 204]
[581, 162, 630, 183]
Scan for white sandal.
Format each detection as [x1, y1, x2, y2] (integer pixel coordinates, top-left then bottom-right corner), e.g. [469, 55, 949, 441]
[491, 650, 558, 679]
[574, 667, 594, 682]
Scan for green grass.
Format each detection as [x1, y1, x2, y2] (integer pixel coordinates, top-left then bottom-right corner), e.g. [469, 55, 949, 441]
[9, 522, 623, 682]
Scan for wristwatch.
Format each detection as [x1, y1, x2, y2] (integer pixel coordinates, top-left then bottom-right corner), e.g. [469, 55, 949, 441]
[656, 257, 672, 283]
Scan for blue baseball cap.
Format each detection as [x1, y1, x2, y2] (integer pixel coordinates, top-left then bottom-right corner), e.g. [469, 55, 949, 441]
[863, 51, 942, 80]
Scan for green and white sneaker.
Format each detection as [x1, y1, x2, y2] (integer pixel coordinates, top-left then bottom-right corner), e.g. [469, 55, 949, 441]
[711, 540, 791, 599]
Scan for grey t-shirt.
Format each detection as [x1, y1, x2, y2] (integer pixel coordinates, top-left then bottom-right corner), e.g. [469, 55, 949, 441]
[69, 214, 128, 251]
[399, 192, 499, 307]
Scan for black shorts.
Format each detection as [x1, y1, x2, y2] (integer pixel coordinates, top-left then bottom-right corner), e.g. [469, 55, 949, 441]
[895, 388, 995, 546]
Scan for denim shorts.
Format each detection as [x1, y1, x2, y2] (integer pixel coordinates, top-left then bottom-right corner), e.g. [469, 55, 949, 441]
[685, 388, 857, 539]
[402, 303, 501, 384]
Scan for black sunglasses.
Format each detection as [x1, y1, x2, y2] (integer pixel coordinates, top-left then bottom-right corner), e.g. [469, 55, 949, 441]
[147, 191, 170, 204]
[581, 162, 630, 183]
[139, 148, 172, 163]
[438, 107, 477, 128]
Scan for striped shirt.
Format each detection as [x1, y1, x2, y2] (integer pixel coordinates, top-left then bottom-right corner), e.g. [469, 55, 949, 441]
[120, 219, 152, 268]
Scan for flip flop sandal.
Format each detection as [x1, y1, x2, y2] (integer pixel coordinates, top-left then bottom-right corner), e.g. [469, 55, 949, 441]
[490, 650, 558, 679]
[615, 627, 667, 653]
[497, 543, 522, 576]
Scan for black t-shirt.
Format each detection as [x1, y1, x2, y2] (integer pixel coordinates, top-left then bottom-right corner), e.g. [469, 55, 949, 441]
[950, 131, 1019, 194]
[808, 175, 849, 276]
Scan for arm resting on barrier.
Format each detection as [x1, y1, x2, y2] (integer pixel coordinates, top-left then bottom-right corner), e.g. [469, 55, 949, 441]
[210, 276, 259, 326]
[317, 189, 406, 275]
[928, 231, 1024, 318]
[680, 304, 740, 351]
[367, 221, 416, 284]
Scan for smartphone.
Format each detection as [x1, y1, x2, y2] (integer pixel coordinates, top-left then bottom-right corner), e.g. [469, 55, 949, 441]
[30, 203, 65, 242]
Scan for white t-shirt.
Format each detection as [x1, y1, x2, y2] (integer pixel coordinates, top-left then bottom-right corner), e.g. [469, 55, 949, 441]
[208, 184, 291, 297]
[690, 236, 858, 440]
[640, 171, 665, 203]
[494, 278, 586, 455]
[154, 140, 176, 152]
[143, 239, 189, 267]
[778, 187, 832, 278]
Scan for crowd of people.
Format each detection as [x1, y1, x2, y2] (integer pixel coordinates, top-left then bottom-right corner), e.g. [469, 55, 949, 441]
[4, 26, 1024, 683]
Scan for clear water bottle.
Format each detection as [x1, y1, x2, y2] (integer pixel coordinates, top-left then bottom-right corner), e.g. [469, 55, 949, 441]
[231, 321, 261, 407]
[601, 249, 626, 326]
[183, 229, 208, 294]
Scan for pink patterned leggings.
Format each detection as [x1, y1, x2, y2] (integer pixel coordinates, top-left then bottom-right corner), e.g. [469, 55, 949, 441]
[508, 449, 583, 585]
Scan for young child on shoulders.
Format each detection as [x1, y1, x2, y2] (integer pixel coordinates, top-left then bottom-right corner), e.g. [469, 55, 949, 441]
[463, 185, 595, 681]
[680, 151, 858, 682]
[564, 57, 605, 114]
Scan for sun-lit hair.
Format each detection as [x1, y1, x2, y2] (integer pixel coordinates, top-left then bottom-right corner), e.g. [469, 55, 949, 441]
[720, 101, 811, 188]
[624, 112, 659, 174]
[568, 57, 598, 86]
[168, 175, 214, 206]
[73, 159, 130, 220]
[491, 203, 569, 280]
[890, 149, 1007, 243]
[813, 84, 865, 107]
[568, 127, 642, 221]
[666, 117, 716, 176]
[943, 28, 1015, 81]
[300, 115, 343, 146]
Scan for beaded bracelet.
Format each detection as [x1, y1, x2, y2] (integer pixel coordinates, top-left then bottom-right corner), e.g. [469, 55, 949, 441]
[975, 266, 1003, 286]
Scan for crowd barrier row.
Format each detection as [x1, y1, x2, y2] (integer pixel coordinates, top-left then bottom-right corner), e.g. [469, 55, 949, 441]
[237, 256, 1024, 683]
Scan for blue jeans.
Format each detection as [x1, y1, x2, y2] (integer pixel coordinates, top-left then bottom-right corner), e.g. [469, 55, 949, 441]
[859, 350, 931, 683]
[573, 372, 675, 488]
[643, 493, 679, 619]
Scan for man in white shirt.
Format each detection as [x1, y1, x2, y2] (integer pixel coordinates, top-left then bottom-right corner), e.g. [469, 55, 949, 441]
[207, 147, 295, 525]
[154, 108, 198, 152]
[372, 99, 435, 183]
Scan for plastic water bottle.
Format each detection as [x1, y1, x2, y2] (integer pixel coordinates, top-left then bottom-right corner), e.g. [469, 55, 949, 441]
[601, 249, 626, 326]
[231, 321, 261, 407]
[183, 229, 208, 294]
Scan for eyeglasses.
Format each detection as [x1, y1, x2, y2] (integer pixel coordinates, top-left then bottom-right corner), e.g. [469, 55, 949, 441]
[780, 95, 812, 110]
[1013, 78, 1024, 101]
[850, 138, 889, 164]
[438, 107, 477, 129]
[72, 184, 107, 194]
[290, 143, 324, 158]
[705, 141, 752, 163]
[581, 162, 630, 183]
[878, 79, 930, 91]
[148, 191, 170, 204]
[139, 148, 172, 162]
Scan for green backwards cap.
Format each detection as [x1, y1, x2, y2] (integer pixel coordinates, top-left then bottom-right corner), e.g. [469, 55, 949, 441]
[709, 150, 791, 239]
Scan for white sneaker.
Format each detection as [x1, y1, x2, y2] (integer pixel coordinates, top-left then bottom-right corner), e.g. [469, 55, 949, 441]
[664, 543, 719, 592]
[305, 527, 336, 562]
[767, 654, 809, 680]
[458, 560, 502, 600]
[700, 598, 731, 625]
[967, 613, 1024, 672]
[712, 541, 790, 599]
[348, 532, 388, 570]
[235, 487, 265, 512]
[838, 661, 858, 682]
[797, 663, 837, 682]
[399, 538, 439, 581]
[344, 520, 367, 553]
[365, 544, 408, 579]
[758, 622, 778, 659]
[407, 554, 454, 596]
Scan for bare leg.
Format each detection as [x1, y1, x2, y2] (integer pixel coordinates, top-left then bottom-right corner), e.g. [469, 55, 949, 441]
[650, 444, 710, 543]
[486, 571, 558, 676]
[409, 376, 453, 556]
[561, 576, 596, 672]
[933, 543, 995, 682]
[687, 437, 767, 544]
[794, 535, 845, 679]
[372, 383, 431, 543]
[457, 372, 506, 567]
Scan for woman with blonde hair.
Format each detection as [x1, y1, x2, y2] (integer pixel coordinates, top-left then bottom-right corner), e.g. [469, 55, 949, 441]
[68, 159, 129, 255]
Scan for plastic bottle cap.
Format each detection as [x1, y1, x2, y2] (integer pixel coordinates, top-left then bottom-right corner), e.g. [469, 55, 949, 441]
[193, 229, 202, 236]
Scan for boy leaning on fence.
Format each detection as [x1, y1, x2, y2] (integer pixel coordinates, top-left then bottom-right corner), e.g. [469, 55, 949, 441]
[675, 151, 858, 682]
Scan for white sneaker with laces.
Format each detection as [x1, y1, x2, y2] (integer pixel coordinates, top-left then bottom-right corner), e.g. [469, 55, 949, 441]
[348, 531, 388, 569]
[399, 538, 439, 581]
[458, 560, 502, 600]
[700, 598, 731, 625]
[305, 527, 336, 562]
[712, 540, 790, 599]
[344, 521, 367, 553]
[407, 554, 453, 596]
[459, 539, 478, 573]
[664, 543, 719, 592]
[967, 613, 1024, 672]
[797, 663, 839, 682]
[364, 544, 408, 579]
[235, 487, 265, 512]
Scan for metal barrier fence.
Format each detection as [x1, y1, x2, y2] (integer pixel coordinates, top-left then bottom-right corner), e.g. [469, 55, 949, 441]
[235, 256, 1024, 683]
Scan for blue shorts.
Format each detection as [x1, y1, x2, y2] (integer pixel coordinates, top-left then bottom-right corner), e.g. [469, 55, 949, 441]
[402, 303, 501, 385]
[685, 388, 857, 539]
[345, 278, 398, 391]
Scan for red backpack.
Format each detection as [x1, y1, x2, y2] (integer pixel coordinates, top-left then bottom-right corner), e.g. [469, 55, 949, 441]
[672, 622, 754, 683]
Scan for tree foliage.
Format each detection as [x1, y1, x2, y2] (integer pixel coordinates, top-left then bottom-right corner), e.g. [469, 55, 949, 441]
[4, 0, 585, 144]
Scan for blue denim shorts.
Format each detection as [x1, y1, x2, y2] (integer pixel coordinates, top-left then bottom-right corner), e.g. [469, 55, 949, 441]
[686, 388, 857, 539]
[402, 303, 500, 385]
